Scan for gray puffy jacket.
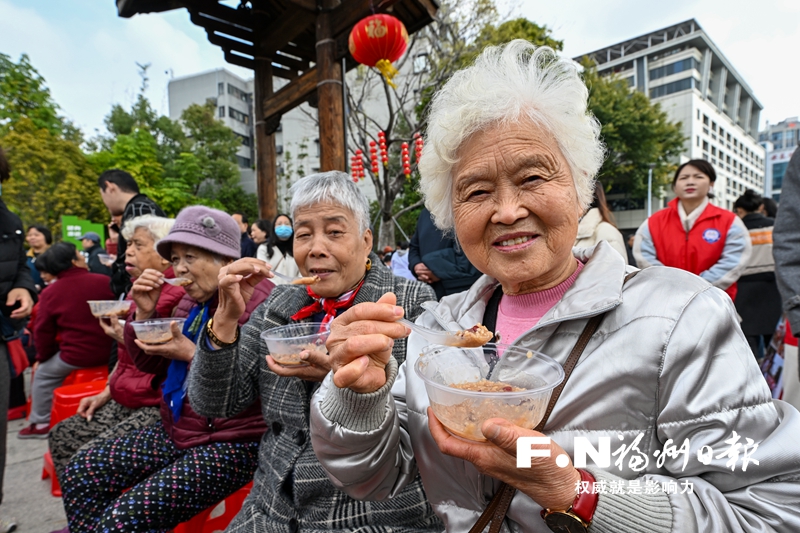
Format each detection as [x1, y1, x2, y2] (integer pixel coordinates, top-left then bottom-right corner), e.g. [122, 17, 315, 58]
[311, 242, 800, 532]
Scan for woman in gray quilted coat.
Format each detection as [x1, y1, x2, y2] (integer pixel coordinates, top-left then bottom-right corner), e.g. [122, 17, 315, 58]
[189, 171, 443, 533]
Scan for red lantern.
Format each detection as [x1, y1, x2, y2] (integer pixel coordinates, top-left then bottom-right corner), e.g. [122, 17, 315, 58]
[401, 142, 411, 179]
[349, 14, 409, 88]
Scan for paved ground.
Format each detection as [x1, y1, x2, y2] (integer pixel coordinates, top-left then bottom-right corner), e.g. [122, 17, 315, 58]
[2, 417, 68, 532]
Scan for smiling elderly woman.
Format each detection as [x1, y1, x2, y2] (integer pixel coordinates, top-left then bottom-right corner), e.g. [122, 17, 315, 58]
[61, 206, 272, 533]
[309, 41, 800, 533]
[187, 172, 442, 533]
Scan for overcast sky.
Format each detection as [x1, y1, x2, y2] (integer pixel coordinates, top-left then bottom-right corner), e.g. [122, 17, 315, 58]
[1, 0, 798, 137]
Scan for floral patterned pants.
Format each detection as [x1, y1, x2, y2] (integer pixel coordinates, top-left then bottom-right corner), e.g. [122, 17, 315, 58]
[61, 421, 259, 533]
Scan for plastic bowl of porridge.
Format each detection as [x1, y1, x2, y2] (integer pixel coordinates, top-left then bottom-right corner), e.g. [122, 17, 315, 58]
[88, 300, 132, 318]
[414, 343, 564, 442]
[131, 317, 187, 345]
[260, 322, 330, 366]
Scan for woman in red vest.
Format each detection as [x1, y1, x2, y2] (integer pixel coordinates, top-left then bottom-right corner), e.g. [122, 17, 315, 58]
[633, 159, 751, 300]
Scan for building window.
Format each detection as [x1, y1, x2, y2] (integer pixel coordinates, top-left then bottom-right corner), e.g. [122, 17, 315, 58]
[235, 133, 251, 147]
[228, 107, 250, 124]
[696, 136, 700, 147]
[413, 53, 430, 74]
[236, 155, 251, 168]
[219, 106, 225, 118]
[218, 82, 224, 95]
[649, 77, 695, 98]
[625, 76, 635, 87]
[773, 162, 789, 190]
[314, 139, 320, 157]
[227, 84, 250, 102]
[697, 109, 701, 120]
[703, 114, 709, 126]
[649, 57, 699, 80]
[703, 141, 709, 151]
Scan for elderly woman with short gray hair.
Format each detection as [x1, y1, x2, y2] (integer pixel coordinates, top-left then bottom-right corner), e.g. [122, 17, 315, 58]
[188, 171, 442, 533]
[310, 41, 800, 532]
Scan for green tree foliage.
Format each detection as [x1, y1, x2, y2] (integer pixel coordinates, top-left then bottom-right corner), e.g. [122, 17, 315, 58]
[459, 18, 563, 67]
[581, 63, 686, 198]
[88, 66, 257, 218]
[0, 53, 81, 142]
[2, 118, 107, 235]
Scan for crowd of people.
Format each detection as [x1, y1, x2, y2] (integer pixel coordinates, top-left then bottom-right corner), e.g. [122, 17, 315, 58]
[0, 40, 799, 533]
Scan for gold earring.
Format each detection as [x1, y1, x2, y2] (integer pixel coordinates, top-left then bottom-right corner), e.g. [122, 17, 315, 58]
[365, 257, 372, 271]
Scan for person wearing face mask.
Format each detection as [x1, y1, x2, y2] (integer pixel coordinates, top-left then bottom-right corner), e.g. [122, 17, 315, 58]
[634, 159, 751, 300]
[262, 213, 300, 284]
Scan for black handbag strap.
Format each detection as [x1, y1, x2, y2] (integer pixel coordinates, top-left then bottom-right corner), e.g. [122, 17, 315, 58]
[469, 270, 639, 533]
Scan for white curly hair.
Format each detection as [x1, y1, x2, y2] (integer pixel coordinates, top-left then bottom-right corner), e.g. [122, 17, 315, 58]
[418, 40, 605, 231]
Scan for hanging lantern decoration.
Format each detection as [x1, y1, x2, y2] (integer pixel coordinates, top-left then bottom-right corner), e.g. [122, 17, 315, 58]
[413, 132, 423, 163]
[352, 149, 365, 181]
[349, 14, 409, 88]
[369, 140, 380, 177]
[350, 155, 359, 181]
[378, 131, 389, 168]
[401, 142, 411, 179]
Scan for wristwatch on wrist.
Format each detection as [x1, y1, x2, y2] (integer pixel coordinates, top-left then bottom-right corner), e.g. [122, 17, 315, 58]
[541, 469, 599, 533]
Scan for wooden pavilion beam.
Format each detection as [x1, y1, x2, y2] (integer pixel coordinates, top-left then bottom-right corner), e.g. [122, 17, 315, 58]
[263, 67, 318, 121]
[316, 0, 345, 172]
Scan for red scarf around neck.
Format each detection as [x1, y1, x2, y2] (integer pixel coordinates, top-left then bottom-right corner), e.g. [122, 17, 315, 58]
[290, 279, 365, 327]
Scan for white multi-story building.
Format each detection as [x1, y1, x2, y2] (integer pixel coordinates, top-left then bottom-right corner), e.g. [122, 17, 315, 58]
[577, 19, 766, 230]
[168, 68, 378, 210]
[759, 117, 799, 202]
[168, 69, 257, 193]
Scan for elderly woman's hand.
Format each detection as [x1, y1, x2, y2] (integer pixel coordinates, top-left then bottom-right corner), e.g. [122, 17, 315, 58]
[266, 348, 331, 382]
[98, 317, 125, 343]
[132, 268, 164, 321]
[133, 321, 196, 362]
[211, 258, 272, 345]
[327, 293, 410, 393]
[428, 409, 581, 512]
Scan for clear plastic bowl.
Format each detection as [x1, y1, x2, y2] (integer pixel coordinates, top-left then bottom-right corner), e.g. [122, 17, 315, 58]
[131, 317, 187, 345]
[87, 300, 132, 318]
[414, 343, 564, 442]
[260, 322, 330, 366]
[97, 253, 116, 267]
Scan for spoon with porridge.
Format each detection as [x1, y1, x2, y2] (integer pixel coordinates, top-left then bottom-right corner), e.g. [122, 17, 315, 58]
[269, 270, 320, 286]
[399, 319, 493, 348]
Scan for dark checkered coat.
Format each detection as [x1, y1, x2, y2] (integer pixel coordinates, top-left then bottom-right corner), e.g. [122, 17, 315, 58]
[189, 256, 443, 533]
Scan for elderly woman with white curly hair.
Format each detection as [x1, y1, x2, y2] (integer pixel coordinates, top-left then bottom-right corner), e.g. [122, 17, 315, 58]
[309, 41, 800, 532]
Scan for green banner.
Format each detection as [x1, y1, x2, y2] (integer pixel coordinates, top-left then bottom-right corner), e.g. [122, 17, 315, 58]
[62, 215, 105, 248]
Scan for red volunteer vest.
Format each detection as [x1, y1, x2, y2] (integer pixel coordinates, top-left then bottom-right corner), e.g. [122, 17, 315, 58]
[648, 198, 738, 300]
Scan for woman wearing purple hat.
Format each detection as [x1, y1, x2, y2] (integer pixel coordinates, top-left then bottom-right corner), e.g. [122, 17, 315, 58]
[60, 206, 274, 533]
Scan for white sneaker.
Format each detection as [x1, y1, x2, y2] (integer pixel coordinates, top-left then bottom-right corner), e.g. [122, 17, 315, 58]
[0, 517, 17, 533]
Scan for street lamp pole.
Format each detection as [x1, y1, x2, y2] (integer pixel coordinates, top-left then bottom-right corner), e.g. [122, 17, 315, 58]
[647, 166, 653, 217]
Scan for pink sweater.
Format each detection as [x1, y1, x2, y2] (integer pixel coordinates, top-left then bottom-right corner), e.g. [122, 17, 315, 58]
[495, 261, 584, 352]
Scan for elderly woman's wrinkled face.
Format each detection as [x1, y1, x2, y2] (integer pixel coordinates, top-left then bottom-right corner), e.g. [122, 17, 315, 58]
[451, 121, 582, 295]
[169, 243, 231, 303]
[293, 202, 372, 298]
[125, 227, 168, 279]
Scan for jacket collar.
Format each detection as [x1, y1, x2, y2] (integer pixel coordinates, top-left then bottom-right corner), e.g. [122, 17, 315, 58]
[576, 208, 602, 240]
[56, 266, 88, 279]
[425, 242, 629, 331]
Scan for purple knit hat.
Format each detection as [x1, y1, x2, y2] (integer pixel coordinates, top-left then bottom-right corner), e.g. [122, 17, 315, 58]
[156, 206, 241, 260]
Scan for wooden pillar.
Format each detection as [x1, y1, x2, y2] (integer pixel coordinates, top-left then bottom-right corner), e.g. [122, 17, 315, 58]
[315, 5, 345, 171]
[254, 57, 278, 220]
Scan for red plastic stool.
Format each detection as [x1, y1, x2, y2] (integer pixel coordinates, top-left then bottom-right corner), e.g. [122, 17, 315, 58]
[8, 404, 28, 421]
[62, 366, 108, 387]
[25, 365, 108, 421]
[172, 482, 253, 533]
[41, 450, 62, 497]
[50, 380, 107, 428]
